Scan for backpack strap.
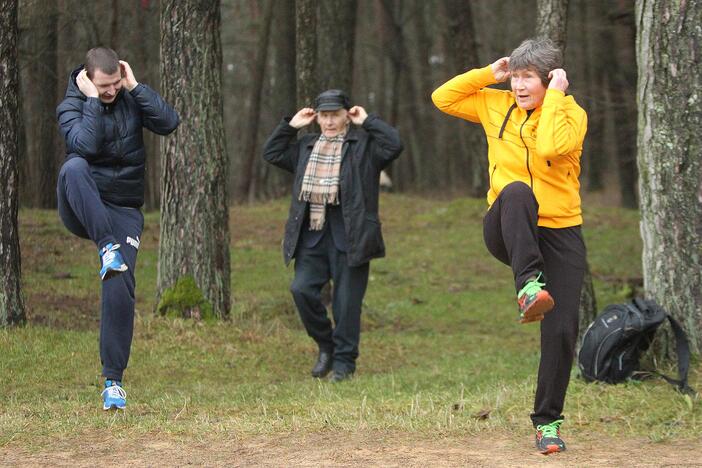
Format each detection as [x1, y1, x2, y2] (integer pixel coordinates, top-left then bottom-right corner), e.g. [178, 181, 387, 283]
[636, 298, 695, 395]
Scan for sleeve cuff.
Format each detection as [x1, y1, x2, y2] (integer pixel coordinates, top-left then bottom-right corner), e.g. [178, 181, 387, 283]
[544, 88, 566, 100]
[361, 113, 378, 129]
[479, 64, 499, 84]
[129, 83, 145, 96]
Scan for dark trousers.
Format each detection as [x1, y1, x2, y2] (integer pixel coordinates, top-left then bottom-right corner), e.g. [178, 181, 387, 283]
[57, 157, 143, 382]
[290, 229, 369, 374]
[483, 181, 586, 427]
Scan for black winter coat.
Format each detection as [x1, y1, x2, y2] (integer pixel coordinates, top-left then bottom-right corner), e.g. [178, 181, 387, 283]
[262, 114, 403, 267]
[56, 66, 180, 207]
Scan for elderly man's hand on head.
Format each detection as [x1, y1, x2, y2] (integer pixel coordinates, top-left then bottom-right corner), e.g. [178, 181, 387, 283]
[348, 106, 367, 125]
[491, 57, 511, 82]
[290, 108, 316, 129]
[547, 69, 569, 93]
[77, 69, 99, 98]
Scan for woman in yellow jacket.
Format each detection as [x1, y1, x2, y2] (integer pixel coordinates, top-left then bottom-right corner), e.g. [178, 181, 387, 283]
[432, 38, 587, 454]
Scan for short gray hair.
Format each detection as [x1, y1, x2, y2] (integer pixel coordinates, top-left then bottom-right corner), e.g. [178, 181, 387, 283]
[508, 38, 562, 86]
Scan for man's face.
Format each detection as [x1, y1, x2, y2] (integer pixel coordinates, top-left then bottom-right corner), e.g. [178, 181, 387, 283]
[510, 68, 547, 110]
[316, 109, 349, 137]
[91, 68, 123, 104]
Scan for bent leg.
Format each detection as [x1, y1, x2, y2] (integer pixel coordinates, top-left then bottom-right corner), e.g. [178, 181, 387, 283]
[483, 181, 544, 292]
[56, 156, 116, 248]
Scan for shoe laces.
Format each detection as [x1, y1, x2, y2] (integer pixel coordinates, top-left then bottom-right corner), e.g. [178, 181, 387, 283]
[101, 244, 121, 264]
[518, 272, 545, 299]
[102, 383, 127, 400]
[537, 419, 563, 439]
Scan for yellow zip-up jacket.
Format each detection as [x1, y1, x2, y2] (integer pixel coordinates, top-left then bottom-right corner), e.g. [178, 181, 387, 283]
[432, 65, 588, 228]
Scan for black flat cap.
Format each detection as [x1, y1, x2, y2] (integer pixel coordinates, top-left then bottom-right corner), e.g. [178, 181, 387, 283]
[314, 89, 351, 111]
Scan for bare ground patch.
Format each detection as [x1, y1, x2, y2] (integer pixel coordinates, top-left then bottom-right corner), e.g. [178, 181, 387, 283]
[2, 431, 701, 467]
[25, 292, 98, 331]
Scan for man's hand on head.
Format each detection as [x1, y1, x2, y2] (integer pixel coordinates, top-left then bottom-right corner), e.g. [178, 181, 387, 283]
[289, 108, 316, 129]
[77, 69, 99, 98]
[119, 60, 138, 91]
[348, 106, 368, 125]
[547, 69, 569, 93]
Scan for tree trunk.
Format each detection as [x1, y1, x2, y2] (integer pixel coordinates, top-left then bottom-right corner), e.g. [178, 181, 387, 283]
[159, 0, 231, 318]
[577, 263, 597, 346]
[442, 0, 487, 196]
[295, 0, 317, 109]
[317, 0, 357, 93]
[236, 0, 273, 203]
[581, 0, 607, 192]
[610, 1, 638, 209]
[18, 0, 59, 208]
[0, 0, 26, 326]
[266, 0, 296, 199]
[536, 0, 568, 52]
[636, 0, 702, 355]
[272, 0, 297, 117]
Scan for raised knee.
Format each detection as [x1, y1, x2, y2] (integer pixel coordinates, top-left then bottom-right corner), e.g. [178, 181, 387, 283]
[60, 156, 89, 178]
[501, 181, 532, 198]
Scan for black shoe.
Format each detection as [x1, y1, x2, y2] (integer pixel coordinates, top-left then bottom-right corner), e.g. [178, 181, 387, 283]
[329, 369, 354, 382]
[311, 350, 333, 378]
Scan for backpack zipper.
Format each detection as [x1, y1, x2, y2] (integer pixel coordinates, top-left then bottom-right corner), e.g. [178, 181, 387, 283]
[593, 327, 623, 377]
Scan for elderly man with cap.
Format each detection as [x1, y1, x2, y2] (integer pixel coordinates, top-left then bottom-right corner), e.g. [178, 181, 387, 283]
[262, 89, 403, 381]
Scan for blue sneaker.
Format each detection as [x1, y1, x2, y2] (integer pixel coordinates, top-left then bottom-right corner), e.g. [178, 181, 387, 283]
[99, 243, 128, 281]
[102, 380, 127, 410]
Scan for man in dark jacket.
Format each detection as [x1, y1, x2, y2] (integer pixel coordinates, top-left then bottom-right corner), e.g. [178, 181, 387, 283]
[262, 89, 403, 381]
[56, 47, 179, 410]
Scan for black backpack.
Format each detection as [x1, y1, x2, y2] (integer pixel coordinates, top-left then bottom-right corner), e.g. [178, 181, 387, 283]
[578, 297, 694, 394]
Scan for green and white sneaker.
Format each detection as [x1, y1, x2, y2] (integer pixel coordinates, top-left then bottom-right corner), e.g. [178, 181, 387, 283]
[517, 273, 554, 323]
[535, 419, 566, 454]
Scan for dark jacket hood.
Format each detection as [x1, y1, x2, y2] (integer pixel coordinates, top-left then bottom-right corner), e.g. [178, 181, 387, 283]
[65, 64, 123, 105]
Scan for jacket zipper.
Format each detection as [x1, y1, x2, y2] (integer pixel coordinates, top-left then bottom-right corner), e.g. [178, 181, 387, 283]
[519, 110, 534, 189]
[489, 164, 497, 192]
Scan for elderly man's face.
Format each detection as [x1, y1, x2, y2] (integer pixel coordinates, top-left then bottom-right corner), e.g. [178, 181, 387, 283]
[510, 68, 546, 110]
[91, 68, 123, 104]
[316, 109, 349, 137]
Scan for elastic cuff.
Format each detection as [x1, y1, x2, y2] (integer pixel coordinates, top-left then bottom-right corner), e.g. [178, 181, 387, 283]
[103, 367, 124, 382]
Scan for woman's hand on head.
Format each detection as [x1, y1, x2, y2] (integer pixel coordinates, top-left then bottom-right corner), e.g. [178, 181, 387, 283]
[491, 57, 510, 82]
[547, 69, 569, 93]
[290, 108, 316, 129]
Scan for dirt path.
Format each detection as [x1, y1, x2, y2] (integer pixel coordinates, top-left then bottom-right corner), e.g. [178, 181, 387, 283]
[2, 431, 701, 467]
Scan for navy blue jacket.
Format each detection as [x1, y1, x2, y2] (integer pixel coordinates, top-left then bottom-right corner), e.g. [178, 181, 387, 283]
[262, 115, 403, 267]
[57, 66, 180, 207]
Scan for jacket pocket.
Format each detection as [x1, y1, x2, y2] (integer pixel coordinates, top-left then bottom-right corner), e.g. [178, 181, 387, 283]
[489, 164, 497, 194]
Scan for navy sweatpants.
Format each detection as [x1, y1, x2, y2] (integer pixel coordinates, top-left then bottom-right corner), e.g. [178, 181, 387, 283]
[57, 156, 143, 381]
[483, 181, 586, 427]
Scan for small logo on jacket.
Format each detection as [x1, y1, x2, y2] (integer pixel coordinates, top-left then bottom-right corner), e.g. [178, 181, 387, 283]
[126, 236, 140, 249]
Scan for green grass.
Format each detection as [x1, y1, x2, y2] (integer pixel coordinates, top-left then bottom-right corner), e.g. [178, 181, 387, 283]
[1, 194, 699, 450]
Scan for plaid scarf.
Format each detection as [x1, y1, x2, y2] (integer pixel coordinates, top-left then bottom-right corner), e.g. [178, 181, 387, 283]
[299, 131, 346, 230]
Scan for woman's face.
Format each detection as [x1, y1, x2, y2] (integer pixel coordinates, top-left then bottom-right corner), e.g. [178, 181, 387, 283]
[317, 109, 349, 137]
[510, 68, 547, 110]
